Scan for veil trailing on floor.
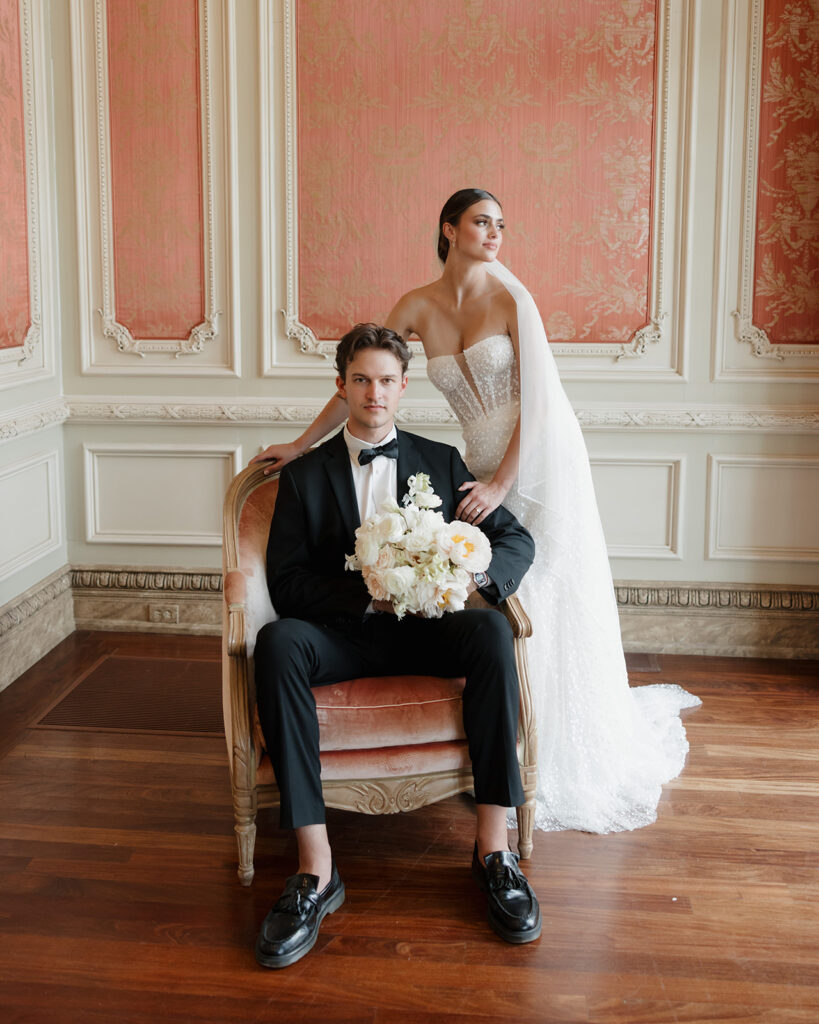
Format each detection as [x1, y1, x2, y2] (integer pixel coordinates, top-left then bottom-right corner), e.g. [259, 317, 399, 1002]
[486, 260, 700, 833]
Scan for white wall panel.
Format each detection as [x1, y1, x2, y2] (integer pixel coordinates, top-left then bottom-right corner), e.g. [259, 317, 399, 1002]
[591, 456, 684, 559]
[708, 455, 819, 561]
[83, 443, 241, 545]
[0, 451, 61, 582]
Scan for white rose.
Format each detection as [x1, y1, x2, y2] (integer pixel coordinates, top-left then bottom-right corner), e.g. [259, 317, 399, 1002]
[362, 565, 388, 602]
[355, 531, 381, 566]
[374, 546, 397, 569]
[382, 565, 417, 599]
[374, 512, 405, 545]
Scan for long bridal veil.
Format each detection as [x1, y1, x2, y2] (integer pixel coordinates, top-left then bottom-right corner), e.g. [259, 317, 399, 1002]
[486, 260, 701, 833]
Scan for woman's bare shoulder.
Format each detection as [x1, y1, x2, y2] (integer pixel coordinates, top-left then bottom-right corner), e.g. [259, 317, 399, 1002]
[386, 282, 440, 333]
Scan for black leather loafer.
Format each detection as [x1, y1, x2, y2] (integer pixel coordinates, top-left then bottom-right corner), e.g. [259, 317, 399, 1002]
[472, 843, 541, 944]
[255, 862, 345, 968]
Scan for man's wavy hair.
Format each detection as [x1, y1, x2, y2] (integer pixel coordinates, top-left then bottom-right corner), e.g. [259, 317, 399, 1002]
[335, 322, 412, 379]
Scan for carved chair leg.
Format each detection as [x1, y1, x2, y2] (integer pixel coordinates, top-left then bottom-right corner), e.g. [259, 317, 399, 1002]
[516, 800, 534, 861]
[234, 796, 257, 886]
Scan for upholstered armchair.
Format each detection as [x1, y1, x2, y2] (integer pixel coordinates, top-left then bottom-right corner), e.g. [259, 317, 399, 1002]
[222, 463, 536, 885]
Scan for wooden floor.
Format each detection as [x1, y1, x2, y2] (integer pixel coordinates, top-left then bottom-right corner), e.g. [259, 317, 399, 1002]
[0, 631, 817, 1024]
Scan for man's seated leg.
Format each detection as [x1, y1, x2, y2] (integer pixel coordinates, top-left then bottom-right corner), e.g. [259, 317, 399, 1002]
[403, 608, 542, 944]
[253, 618, 369, 969]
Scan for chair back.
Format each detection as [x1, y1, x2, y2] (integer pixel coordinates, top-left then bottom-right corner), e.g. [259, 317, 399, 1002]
[223, 464, 280, 656]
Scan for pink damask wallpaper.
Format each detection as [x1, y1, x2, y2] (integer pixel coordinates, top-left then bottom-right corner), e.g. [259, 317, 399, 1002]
[753, 0, 819, 344]
[106, 0, 204, 340]
[297, 0, 657, 342]
[0, 0, 31, 351]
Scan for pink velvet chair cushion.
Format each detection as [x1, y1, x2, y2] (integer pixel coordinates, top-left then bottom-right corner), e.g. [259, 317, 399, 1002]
[254, 674, 469, 780]
[256, 740, 472, 784]
[316, 674, 467, 749]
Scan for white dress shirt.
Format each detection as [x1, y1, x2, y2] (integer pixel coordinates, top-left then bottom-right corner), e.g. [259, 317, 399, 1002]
[343, 423, 398, 524]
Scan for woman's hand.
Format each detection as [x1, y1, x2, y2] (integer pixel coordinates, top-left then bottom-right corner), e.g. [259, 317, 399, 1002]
[249, 441, 303, 475]
[456, 479, 508, 526]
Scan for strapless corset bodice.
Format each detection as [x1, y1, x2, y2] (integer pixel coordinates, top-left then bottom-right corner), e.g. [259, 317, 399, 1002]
[426, 334, 520, 424]
[426, 334, 520, 482]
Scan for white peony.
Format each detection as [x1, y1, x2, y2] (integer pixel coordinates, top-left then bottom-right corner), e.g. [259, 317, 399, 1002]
[436, 521, 492, 571]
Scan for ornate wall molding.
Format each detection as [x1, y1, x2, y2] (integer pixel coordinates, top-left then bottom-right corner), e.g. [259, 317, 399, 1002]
[575, 404, 819, 432]
[0, 397, 69, 444]
[61, 395, 819, 432]
[65, 395, 460, 427]
[0, 0, 55, 390]
[0, 567, 71, 641]
[71, 568, 819, 611]
[71, 0, 237, 376]
[267, 0, 688, 381]
[71, 567, 222, 595]
[615, 581, 819, 611]
[4, 393, 813, 437]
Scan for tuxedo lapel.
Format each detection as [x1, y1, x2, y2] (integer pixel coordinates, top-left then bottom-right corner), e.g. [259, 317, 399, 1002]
[323, 431, 361, 538]
[396, 429, 420, 505]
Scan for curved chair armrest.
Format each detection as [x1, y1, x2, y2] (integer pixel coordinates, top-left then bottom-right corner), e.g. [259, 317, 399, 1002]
[224, 568, 248, 608]
[226, 605, 247, 659]
[499, 593, 532, 639]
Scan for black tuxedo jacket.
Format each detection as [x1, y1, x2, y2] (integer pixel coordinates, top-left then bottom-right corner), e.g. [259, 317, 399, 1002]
[266, 428, 535, 622]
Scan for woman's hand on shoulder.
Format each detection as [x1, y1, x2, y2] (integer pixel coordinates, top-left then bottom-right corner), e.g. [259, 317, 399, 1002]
[249, 441, 303, 475]
[456, 479, 509, 526]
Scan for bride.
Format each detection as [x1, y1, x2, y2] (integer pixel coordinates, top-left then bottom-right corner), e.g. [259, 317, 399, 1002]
[253, 188, 700, 833]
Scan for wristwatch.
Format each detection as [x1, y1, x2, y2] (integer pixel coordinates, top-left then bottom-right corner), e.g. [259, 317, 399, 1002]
[473, 571, 490, 589]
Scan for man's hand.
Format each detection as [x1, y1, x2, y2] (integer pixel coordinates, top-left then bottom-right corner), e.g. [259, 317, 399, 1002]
[371, 600, 432, 618]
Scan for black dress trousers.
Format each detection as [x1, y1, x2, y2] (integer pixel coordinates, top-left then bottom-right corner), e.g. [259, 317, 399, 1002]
[254, 607, 524, 829]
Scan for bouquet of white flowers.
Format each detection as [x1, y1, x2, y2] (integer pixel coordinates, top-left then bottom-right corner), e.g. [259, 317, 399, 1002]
[345, 473, 492, 619]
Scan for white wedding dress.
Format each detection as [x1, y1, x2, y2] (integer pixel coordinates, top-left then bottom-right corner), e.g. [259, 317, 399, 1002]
[427, 317, 701, 833]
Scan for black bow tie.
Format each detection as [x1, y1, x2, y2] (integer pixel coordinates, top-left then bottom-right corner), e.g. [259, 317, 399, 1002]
[357, 438, 399, 466]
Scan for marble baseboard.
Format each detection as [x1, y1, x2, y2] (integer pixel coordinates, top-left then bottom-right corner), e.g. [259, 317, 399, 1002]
[71, 567, 222, 636]
[0, 567, 75, 693]
[72, 594, 221, 635]
[619, 608, 819, 658]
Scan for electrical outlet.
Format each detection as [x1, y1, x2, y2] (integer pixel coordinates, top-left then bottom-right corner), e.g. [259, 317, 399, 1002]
[148, 603, 179, 624]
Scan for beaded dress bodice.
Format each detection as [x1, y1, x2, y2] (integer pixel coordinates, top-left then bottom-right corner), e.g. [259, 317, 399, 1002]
[426, 334, 520, 483]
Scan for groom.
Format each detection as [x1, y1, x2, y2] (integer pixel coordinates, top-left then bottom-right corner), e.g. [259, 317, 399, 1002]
[253, 323, 540, 968]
